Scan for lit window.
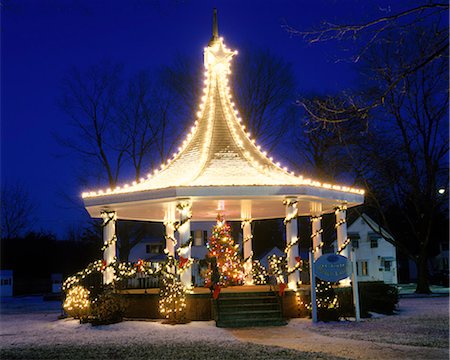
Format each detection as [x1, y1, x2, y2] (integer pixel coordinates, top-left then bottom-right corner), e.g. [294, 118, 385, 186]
[192, 230, 208, 246]
[357, 261, 368, 276]
[146, 244, 162, 254]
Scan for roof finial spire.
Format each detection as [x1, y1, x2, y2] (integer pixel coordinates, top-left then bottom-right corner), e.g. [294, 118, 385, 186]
[211, 8, 219, 43]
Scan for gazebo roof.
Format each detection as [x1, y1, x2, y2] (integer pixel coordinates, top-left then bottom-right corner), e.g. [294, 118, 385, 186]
[82, 11, 364, 221]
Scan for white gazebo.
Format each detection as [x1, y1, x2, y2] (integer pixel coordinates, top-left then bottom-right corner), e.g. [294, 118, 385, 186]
[82, 10, 364, 291]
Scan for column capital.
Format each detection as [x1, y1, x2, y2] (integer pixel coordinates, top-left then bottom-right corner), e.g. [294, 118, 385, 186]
[100, 210, 116, 224]
[283, 197, 298, 207]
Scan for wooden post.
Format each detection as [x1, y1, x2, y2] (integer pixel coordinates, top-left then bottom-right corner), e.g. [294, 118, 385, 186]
[351, 248, 361, 321]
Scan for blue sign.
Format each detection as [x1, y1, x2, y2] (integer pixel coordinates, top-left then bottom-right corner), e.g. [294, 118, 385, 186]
[314, 254, 352, 282]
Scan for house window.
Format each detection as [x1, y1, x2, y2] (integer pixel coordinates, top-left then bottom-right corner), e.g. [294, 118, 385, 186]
[192, 230, 208, 246]
[146, 244, 162, 254]
[357, 261, 368, 276]
[370, 238, 378, 248]
[384, 260, 391, 272]
[349, 232, 360, 249]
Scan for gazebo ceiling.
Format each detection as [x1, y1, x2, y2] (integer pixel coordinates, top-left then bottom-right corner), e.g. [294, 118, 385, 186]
[84, 185, 364, 221]
[82, 12, 364, 220]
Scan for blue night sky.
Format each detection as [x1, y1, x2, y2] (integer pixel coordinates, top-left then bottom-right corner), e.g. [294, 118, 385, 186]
[2, 0, 400, 237]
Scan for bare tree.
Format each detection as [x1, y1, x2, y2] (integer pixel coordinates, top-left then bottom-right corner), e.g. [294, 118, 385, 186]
[1, 183, 36, 239]
[233, 48, 298, 152]
[285, 2, 448, 124]
[58, 62, 127, 189]
[161, 48, 299, 152]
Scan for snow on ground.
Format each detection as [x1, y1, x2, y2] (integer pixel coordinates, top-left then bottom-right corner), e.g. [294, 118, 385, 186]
[0, 296, 448, 360]
[0, 296, 336, 360]
[299, 297, 449, 348]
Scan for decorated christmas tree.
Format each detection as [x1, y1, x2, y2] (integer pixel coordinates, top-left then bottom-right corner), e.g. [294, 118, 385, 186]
[205, 215, 244, 286]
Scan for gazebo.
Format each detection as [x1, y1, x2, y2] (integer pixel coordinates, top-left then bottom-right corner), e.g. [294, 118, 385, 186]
[82, 10, 364, 293]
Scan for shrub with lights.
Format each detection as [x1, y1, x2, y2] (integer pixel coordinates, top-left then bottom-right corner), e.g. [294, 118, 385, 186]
[205, 215, 244, 286]
[251, 260, 267, 285]
[268, 254, 286, 284]
[158, 255, 188, 324]
[63, 285, 91, 320]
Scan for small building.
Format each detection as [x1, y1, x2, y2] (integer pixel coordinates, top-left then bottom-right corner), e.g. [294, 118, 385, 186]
[0, 270, 13, 297]
[329, 213, 398, 284]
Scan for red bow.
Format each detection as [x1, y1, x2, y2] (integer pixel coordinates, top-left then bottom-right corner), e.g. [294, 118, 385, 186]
[179, 256, 189, 269]
[101, 260, 107, 271]
[279, 283, 287, 297]
[135, 259, 144, 272]
[213, 284, 221, 299]
[295, 256, 301, 263]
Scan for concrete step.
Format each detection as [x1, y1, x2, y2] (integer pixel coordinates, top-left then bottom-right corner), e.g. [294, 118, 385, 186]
[219, 309, 282, 321]
[219, 302, 279, 313]
[216, 317, 287, 328]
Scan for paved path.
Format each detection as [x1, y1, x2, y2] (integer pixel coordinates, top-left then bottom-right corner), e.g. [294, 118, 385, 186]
[230, 323, 448, 360]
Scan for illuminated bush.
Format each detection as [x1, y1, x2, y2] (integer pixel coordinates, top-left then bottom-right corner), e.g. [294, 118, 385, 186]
[63, 285, 90, 319]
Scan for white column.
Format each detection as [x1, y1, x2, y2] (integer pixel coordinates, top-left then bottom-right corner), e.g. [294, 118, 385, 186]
[177, 200, 192, 288]
[242, 219, 253, 285]
[101, 210, 117, 285]
[335, 205, 349, 258]
[164, 205, 176, 257]
[336, 205, 351, 286]
[311, 215, 323, 261]
[285, 198, 300, 290]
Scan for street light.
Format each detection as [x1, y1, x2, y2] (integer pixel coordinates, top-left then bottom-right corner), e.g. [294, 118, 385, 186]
[438, 188, 446, 195]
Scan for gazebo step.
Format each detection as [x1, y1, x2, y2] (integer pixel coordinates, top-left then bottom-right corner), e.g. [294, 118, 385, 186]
[218, 296, 278, 303]
[216, 317, 287, 328]
[215, 290, 285, 327]
[219, 309, 282, 321]
[219, 302, 279, 312]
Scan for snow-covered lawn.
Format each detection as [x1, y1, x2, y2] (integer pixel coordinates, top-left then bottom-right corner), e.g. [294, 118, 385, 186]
[0, 297, 335, 360]
[302, 297, 449, 348]
[0, 296, 448, 359]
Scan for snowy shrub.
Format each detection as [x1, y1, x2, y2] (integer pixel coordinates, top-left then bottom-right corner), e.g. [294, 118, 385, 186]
[90, 287, 127, 325]
[63, 285, 90, 320]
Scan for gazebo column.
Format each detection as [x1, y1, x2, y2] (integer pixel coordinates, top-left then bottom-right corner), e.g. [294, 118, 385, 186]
[335, 205, 350, 258]
[284, 198, 300, 290]
[101, 210, 117, 285]
[335, 204, 351, 286]
[241, 200, 253, 285]
[177, 200, 192, 289]
[241, 219, 253, 285]
[164, 205, 176, 257]
[311, 215, 323, 261]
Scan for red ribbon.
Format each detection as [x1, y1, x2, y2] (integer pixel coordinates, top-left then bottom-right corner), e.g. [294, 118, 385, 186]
[134, 259, 145, 272]
[213, 284, 221, 299]
[179, 256, 189, 269]
[101, 260, 107, 271]
[295, 256, 301, 263]
[279, 283, 287, 297]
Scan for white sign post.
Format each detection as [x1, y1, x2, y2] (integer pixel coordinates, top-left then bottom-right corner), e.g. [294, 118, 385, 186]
[309, 250, 318, 323]
[350, 248, 361, 322]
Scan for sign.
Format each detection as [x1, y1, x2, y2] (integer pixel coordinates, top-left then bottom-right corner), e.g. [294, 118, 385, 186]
[314, 254, 352, 282]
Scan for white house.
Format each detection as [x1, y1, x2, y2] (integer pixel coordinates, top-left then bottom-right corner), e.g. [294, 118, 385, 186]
[329, 213, 398, 284]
